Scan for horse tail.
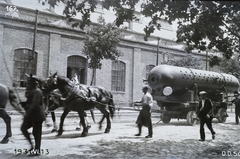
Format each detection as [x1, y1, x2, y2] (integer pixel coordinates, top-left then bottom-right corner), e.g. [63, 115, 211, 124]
[108, 93, 115, 119]
[8, 88, 18, 105]
[8, 88, 24, 114]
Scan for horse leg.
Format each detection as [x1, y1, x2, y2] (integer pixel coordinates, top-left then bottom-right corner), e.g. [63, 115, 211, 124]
[76, 112, 90, 131]
[98, 115, 105, 131]
[0, 110, 12, 143]
[75, 121, 81, 131]
[78, 111, 88, 137]
[51, 111, 58, 133]
[98, 107, 111, 133]
[57, 108, 70, 136]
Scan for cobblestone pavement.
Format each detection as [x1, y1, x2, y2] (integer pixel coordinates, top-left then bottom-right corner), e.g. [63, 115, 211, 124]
[0, 110, 240, 159]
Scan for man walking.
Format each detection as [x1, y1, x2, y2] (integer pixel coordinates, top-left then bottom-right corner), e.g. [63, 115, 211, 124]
[232, 91, 240, 124]
[197, 91, 215, 141]
[134, 85, 153, 138]
[21, 74, 46, 155]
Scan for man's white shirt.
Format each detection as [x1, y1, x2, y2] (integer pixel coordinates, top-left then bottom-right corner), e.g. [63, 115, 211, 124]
[141, 92, 153, 107]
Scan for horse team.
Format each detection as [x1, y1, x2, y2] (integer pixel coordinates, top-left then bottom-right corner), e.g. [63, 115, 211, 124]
[0, 72, 116, 143]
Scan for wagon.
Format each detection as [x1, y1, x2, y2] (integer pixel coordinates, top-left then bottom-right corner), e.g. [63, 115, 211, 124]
[148, 65, 239, 125]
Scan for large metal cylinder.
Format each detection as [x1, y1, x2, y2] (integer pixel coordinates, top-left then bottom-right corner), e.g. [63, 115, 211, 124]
[148, 65, 239, 96]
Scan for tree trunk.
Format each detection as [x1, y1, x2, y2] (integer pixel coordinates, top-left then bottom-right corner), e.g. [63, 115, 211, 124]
[90, 68, 96, 86]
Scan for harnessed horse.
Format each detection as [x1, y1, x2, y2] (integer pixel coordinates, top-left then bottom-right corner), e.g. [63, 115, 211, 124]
[0, 83, 24, 143]
[43, 72, 115, 137]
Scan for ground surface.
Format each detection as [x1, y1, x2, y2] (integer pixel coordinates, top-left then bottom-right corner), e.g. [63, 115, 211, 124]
[0, 108, 240, 159]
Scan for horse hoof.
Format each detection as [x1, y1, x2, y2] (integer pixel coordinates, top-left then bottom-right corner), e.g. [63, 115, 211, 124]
[80, 132, 87, 137]
[57, 130, 63, 136]
[56, 133, 62, 136]
[51, 129, 57, 133]
[87, 125, 91, 130]
[104, 129, 110, 133]
[75, 127, 81, 131]
[0, 138, 9, 144]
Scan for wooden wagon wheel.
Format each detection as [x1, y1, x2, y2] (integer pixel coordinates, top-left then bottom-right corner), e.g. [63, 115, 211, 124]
[161, 114, 171, 124]
[186, 111, 197, 126]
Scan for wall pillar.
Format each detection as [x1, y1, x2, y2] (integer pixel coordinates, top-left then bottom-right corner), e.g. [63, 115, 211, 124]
[48, 33, 66, 76]
[0, 24, 8, 85]
[132, 47, 143, 101]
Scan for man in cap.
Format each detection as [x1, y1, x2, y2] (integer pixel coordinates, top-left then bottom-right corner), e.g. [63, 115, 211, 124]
[197, 91, 215, 141]
[134, 85, 153, 138]
[20, 74, 46, 155]
[232, 91, 240, 124]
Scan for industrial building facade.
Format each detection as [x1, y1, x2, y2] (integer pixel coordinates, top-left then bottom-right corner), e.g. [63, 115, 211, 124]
[0, 1, 208, 106]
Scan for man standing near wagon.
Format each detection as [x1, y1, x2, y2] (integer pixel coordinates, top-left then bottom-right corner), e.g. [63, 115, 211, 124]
[134, 85, 153, 138]
[197, 91, 215, 141]
[232, 91, 240, 124]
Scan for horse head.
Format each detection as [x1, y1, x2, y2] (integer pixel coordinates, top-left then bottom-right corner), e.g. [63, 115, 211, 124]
[45, 72, 76, 99]
[43, 72, 59, 93]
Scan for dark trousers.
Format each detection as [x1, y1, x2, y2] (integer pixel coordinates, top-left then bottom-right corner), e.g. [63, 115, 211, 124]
[21, 117, 43, 150]
[137, 119, 153, 136]
[235, 111, 240, 124]
[199, 117, 215, 140]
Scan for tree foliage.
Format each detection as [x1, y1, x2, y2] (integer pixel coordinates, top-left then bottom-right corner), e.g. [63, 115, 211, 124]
[219, 56, 240, 79]
[163, 54, 203, 69]
[82, 16, 123, 70]
[39, 0, 240, 59]
[209, 55, 221, 67]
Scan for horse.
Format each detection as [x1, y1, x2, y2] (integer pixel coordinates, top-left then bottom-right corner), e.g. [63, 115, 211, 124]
[39, 76, 94, 132]
[0, 83, 24, 143]
[43, 72, 115, 137]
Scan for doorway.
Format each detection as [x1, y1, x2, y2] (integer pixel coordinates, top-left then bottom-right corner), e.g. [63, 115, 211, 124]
[67, 55, 87, 84]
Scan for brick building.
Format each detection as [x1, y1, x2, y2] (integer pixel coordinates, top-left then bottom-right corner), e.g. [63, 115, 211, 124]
[0, 0, 209, 106]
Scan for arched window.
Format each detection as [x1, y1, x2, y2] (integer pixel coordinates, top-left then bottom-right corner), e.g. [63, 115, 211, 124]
[111, 61, 126, 92]
[146, 64, 155, 80]
[67, 55, 87, 84]
[13, 49, 37, 87]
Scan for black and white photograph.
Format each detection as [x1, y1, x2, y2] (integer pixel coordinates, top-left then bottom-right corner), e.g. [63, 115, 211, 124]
[0, 0, 240, 158]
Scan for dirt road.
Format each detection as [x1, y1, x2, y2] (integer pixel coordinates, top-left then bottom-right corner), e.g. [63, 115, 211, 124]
[0, 109, 240, 159]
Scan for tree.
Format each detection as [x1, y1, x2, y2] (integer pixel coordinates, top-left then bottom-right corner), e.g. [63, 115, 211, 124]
[39, 0, 240, 59]
[83, 16, 123, 85]
[163, 54, 203, 69]
[219, 56, 240, 80]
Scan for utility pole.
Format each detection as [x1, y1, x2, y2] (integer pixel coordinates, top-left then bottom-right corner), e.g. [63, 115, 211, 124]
[32, 9, 39, 60]
[156, 37, 160, 66]
[205, 50, 208, 71]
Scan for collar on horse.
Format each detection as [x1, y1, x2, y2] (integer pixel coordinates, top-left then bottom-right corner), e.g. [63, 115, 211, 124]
[60, 86, 75, 102]
[61, 85, 87, 102]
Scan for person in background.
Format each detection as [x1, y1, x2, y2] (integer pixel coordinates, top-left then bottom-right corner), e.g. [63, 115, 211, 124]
[134, 85, 153, 138]
[232, 91, 240, 124]
[197, 91, 215, 141]
[20, 74, 46, 155]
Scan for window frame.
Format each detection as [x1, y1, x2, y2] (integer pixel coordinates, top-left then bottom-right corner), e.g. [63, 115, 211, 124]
[111, 60, 126, 92]
[13, 48, 37, 87]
